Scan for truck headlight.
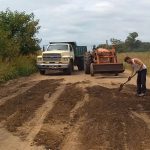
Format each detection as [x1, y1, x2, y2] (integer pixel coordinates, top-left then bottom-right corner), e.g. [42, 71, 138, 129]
[63, 57, 69, 61]
[37, 58, 42, 62]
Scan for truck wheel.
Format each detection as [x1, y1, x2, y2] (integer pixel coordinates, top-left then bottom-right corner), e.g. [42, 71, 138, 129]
[77, 58, 84, 71]
[90, 63, 94, 76]
[84, 52, 92, 74]
[77, 63, 84, 71]
[63, 61, 73, 75]
[39, 70, 45, 75]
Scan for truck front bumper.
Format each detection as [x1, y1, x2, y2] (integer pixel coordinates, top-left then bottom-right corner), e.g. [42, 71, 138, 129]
[37, 63, 69, 70]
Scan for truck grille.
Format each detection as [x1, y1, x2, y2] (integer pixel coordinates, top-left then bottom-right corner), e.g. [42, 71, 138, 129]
[43, 54, 61, 62]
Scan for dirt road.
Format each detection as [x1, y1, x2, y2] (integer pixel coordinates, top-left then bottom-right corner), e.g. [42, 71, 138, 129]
[0, 70, 150, 150]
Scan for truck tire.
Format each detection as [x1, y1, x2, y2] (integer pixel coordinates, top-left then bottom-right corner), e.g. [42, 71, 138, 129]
[75, 57, 84, 71]
[78, 64, 84, 71]
[63, 61, 73, 75]
[84, 52, 92, 74]
[77, 58, 84, 71]
[39, 70, 45, 75]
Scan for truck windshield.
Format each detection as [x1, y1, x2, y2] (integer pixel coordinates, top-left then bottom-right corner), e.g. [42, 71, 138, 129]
[47, 45, 68, 51]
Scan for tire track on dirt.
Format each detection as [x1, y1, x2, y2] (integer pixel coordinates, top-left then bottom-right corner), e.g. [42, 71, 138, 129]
[0, 81, 39, 106]
[34, 83, 84, 150]
[61, 117, 85, 150]
[61, 90, 90, 150]
[0, 75, 39, 102]
[0, 79, 62, 132]
[0, 128, 44, 150]
[0, 79, 63, 150]
[23, 84, 66, 150]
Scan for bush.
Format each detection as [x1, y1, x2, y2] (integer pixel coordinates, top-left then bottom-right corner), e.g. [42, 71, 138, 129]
[14, 56, 37, 76]
[0, 56, 37, 83]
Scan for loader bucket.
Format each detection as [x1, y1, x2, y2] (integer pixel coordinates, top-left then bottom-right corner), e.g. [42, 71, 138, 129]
[90, 63, 125, 76]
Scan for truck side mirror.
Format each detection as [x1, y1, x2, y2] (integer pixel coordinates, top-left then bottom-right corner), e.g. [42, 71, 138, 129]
[42, 46, 45, 52]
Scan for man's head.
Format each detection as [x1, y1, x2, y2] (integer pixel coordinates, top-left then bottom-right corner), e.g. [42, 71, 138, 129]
[124, 56, 132, 64]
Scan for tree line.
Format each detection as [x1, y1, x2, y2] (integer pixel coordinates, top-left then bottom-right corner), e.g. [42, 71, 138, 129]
[0, 9, 40, 61]
[98, 32, 150, 52]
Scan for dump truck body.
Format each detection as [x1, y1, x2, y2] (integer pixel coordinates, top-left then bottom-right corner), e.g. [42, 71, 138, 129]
[75, 46, 87, 57]
[74, 46, 87, 70]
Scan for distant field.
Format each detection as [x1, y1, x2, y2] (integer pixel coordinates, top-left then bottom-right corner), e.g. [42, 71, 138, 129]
[118, 52, 150, 75]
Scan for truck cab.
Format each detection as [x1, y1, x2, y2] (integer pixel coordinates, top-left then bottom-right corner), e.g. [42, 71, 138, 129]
[37, 42, 87, 75]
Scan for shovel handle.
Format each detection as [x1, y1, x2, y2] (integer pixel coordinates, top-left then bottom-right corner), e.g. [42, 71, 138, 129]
[131, 72, 137, 78]
[122, 72, 137, 87]
[127, 72, 137, 81]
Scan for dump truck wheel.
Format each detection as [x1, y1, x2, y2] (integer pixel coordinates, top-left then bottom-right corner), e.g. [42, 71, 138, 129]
[76, 57, 84, 71]
[39, 70, 45, 75]
[63, 61, 73, 75]
[90, 63, 94, 76]
[84, 52, 92, 74]
[78, 63, 84, 71]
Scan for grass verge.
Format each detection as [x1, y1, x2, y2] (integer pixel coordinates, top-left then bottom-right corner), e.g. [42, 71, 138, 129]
[0, 56, 37, 83]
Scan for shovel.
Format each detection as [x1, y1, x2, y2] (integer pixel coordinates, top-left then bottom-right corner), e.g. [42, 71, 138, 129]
[118, 72, 137, 92]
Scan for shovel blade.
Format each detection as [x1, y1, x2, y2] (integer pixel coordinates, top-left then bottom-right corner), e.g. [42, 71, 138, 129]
[118, 84, 124, 92]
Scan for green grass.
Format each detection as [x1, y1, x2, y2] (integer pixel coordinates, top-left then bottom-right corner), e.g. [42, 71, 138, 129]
[118, 52, 150, 75]
[0, 56, 37, 83]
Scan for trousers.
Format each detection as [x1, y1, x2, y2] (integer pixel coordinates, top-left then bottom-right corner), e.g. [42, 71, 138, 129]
[137, 69, 147, 94]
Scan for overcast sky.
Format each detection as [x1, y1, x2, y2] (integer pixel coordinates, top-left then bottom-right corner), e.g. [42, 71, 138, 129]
[0, 0, 150, 48]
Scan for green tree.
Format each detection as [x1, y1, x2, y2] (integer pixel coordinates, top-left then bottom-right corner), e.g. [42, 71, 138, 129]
[0, 9, 41, 58]
[0, 29, 20, 61]
[125, 32, 141, 50]
[110, 38, 125, 52]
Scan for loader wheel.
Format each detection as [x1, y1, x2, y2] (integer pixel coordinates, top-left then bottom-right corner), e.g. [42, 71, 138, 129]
[84, 52, 92, 74]
[90, 63, 94, 76]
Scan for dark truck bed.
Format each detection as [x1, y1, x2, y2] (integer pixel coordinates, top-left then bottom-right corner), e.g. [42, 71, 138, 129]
[75, 46, 87, 70]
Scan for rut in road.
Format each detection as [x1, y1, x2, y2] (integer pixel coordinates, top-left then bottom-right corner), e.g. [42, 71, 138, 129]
[0, 81, 39, 106]
[34, 83, 85, 150]
[0, 79, 63, 150]
[61, 87, 90, 150]
[24, 84, 66, 149]
[0, 79, 62, 132]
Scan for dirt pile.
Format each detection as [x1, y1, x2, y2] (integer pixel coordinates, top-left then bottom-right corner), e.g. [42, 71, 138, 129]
[0, 79, 62, 132]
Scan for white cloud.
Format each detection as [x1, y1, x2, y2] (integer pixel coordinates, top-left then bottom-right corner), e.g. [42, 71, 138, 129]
[0, 0, 150, 47]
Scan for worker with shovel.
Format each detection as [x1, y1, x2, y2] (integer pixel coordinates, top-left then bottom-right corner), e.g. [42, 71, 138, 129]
[124, 56, 147, 97]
